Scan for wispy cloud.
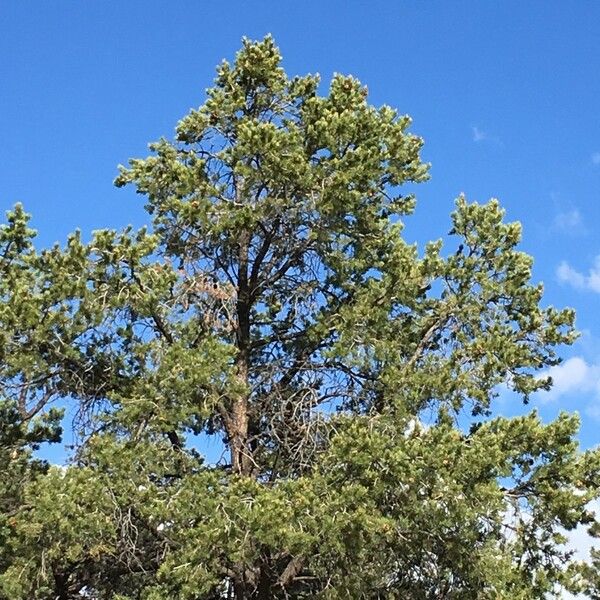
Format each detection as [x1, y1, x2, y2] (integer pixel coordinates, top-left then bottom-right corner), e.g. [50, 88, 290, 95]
[472, 126, 487, 142]
[591, 152, 600, 165]
[557, 257, 600, 293]
[471, 125, 501, 145]
[536, 356, 600, 403]
[552, 208, 585, 234]
[557, 261, 587, 289]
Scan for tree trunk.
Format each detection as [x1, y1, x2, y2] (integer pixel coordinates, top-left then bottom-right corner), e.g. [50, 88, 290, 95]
[231, 227, 251, 475]
[255, 564, 273, 600]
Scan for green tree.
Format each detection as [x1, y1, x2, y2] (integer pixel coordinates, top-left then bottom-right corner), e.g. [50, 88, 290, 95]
[1, 36, 599, 599]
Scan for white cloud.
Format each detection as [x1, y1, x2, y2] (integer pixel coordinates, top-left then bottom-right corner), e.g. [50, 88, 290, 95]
[50, 464, 68, 477]
[471, 125, 502, 145]
[589, 262, 600, 292]
[585, 402, 600, 422]
[557, 261, 587, 289]
[564, 503, 599, 564]
[557, 257, 600, 293]
[537, 356, 600, 403]
[591, 152, 600, 165]
[472, 126, 487, 142]
[561, 499, 600, 599]
[504, 499, 600, 599]
[552, 209, 584, 234]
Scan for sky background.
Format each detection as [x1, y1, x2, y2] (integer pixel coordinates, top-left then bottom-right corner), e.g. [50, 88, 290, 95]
[2, 1, 600, 463]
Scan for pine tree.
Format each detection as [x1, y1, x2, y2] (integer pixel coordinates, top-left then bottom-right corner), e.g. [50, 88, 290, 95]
[1, 36, 599, 599]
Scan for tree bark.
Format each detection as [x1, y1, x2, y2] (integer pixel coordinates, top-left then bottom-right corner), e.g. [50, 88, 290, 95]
[231, 227, 251, 475]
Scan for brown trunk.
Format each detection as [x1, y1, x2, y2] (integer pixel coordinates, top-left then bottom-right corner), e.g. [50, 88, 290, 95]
[231, 226, 251, 476]
[229, 183, 254, 599]
[230, 384, 249, 474]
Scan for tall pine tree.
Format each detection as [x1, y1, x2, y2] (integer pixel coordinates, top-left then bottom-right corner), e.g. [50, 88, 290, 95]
[1, 37, 599, 599]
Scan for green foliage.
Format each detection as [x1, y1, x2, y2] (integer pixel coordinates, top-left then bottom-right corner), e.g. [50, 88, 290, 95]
[0, 36, 598, 599]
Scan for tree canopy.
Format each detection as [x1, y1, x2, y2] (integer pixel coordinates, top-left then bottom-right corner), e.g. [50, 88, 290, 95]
[1, 36, 599, 599]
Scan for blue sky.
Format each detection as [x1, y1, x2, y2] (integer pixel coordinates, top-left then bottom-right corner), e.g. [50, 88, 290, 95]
[2, 1, 600, 452]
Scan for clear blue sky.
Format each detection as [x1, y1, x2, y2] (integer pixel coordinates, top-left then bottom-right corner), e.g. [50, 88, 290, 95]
[2, 2, 600, 451]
